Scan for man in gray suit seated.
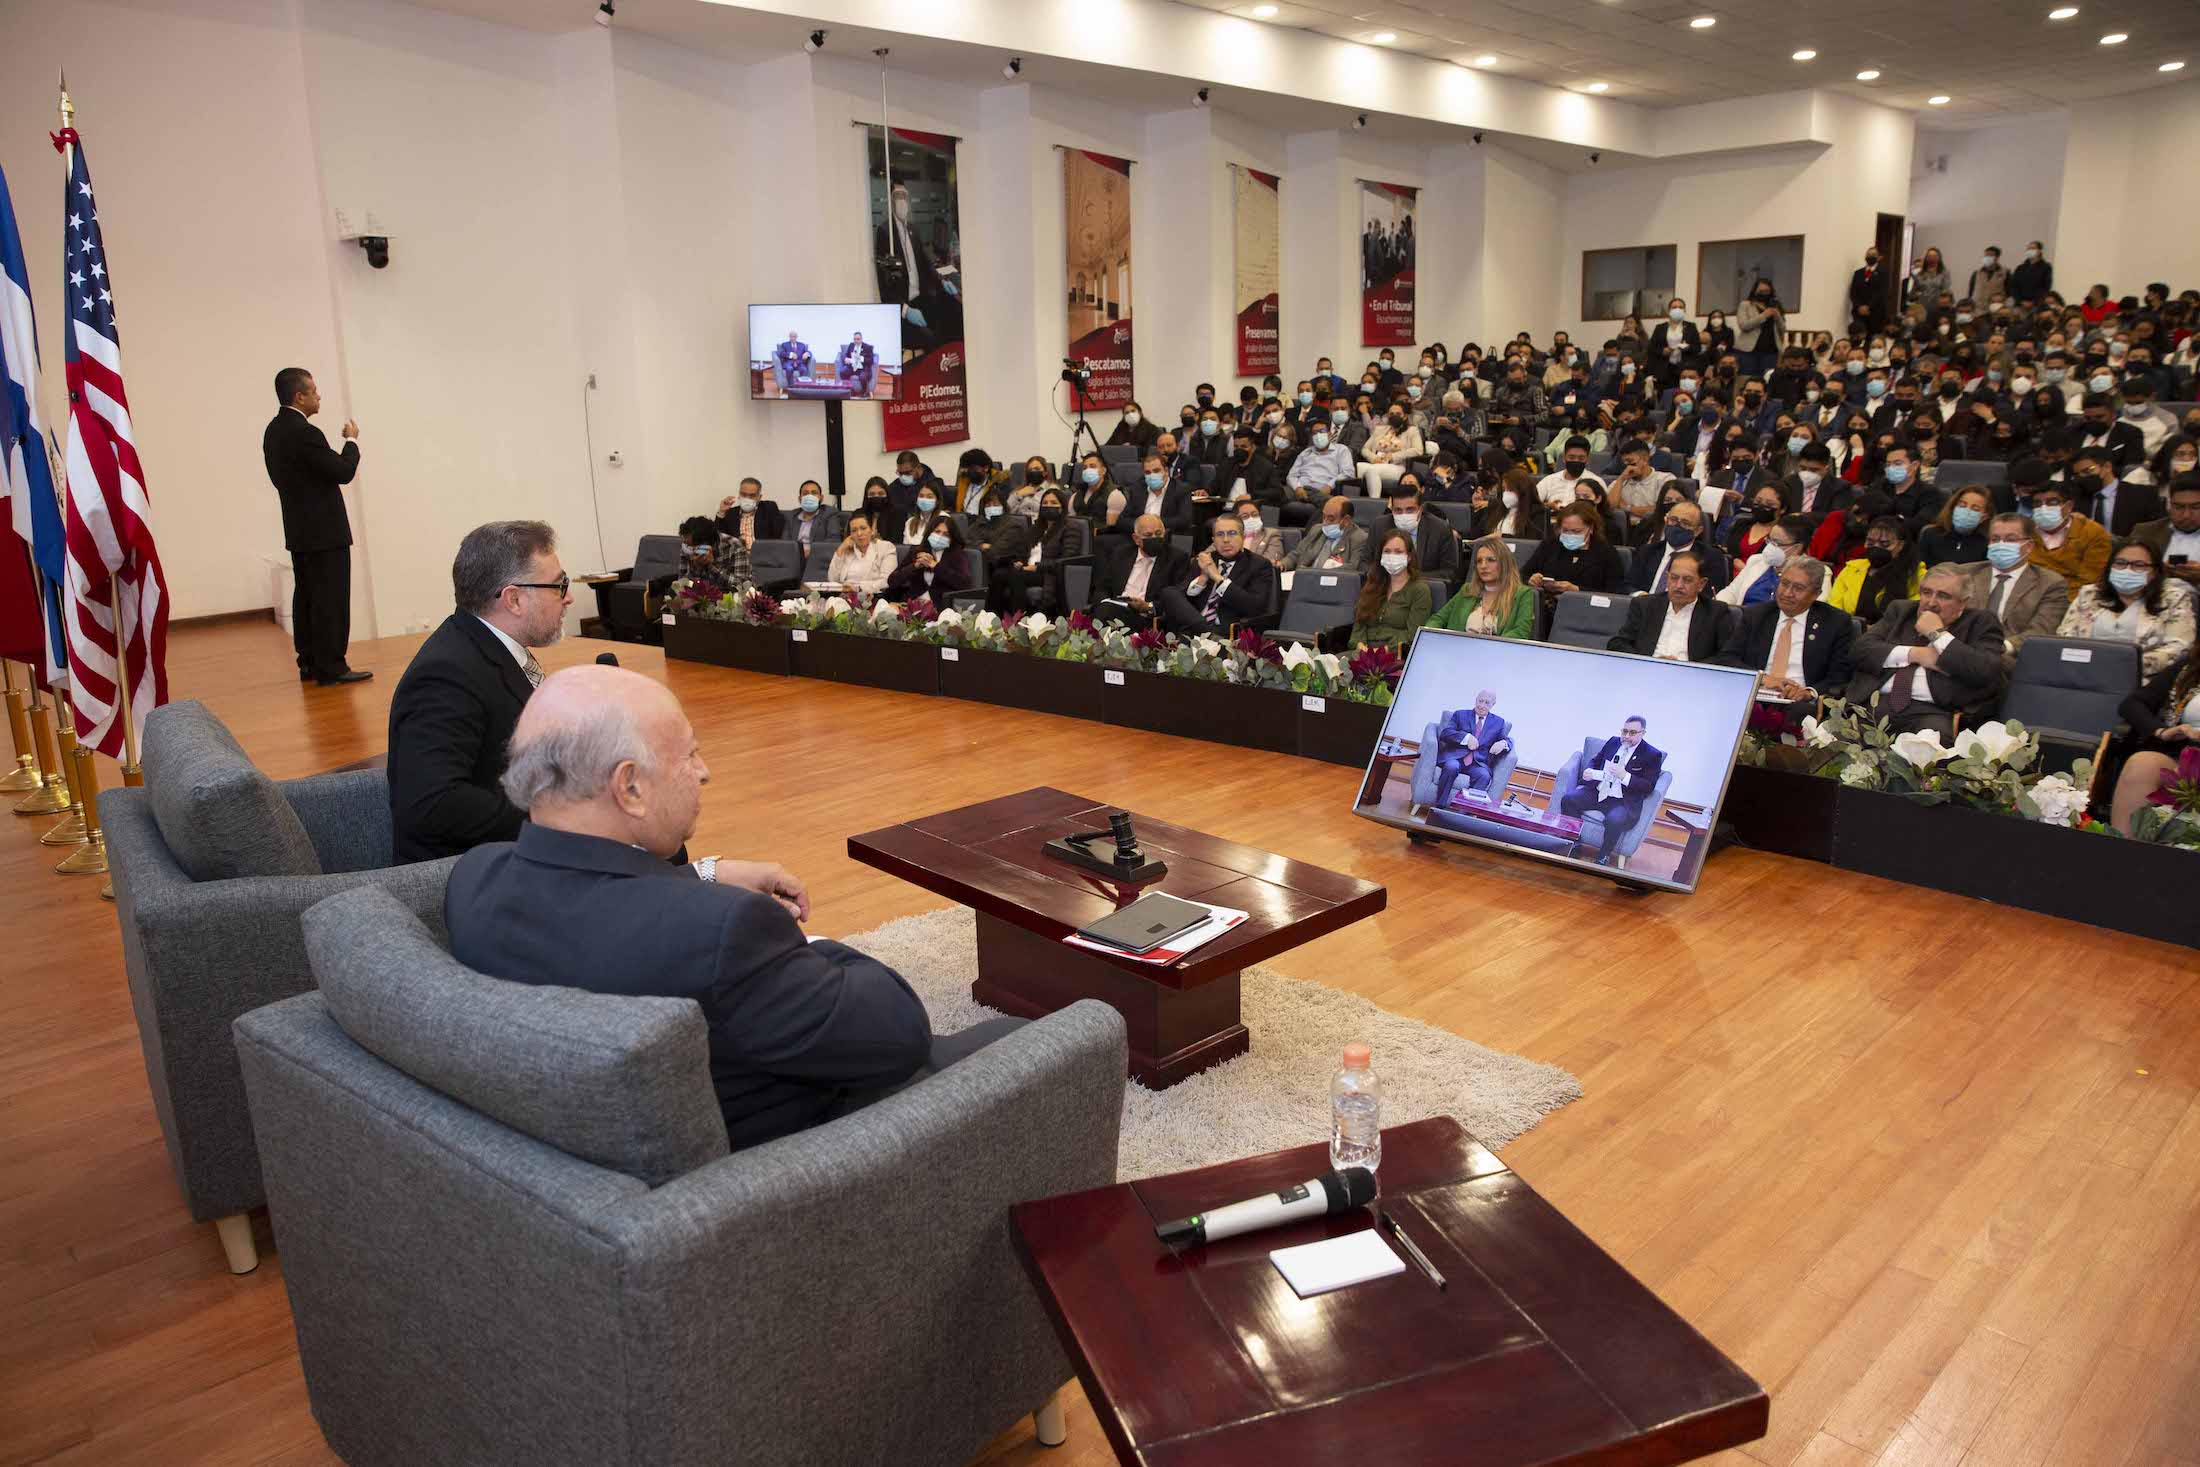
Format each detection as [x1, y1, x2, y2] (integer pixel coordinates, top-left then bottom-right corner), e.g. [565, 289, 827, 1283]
[446, 663, 1020, 1150]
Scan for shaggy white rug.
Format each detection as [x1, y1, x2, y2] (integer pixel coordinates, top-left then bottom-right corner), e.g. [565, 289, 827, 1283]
[836, 905, 1584, 1181]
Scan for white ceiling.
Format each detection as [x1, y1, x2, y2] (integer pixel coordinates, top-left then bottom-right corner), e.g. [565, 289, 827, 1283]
[1180, 0, 2200, 117]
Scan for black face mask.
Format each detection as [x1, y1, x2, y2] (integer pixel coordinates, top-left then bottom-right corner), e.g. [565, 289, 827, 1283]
[1564, 461, 1586, 475]
[1750, 502, 1776, 523]
[1140, 536, 1168, 557]
[1181, 415, 1197, 427]
[1197, 394, 1214, 407]
[1039, 508, 1062, 523]
[1864, 545, 1893, 568]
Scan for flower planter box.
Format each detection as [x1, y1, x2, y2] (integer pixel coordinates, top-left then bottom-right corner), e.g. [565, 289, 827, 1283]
[1296, 695, 1392, 768]
[661, 615, 791, 676]
[1101, 668, 1300, 756]
[938, 647, 1105, 722]
[798, 631, 939, 696]
[1830, 789, 2198, 949]
[1720, 763, 1841, 865]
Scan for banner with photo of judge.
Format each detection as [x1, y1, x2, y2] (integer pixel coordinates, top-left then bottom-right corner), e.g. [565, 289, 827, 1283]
[1063, 149, 1134, 410]
[1359, 180, 1417, 347]
[865, 125, 968, 450]
[1231, 166, 1279, 377]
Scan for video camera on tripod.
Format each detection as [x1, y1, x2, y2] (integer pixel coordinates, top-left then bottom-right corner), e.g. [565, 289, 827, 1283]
[1061, 357, 1094, 387]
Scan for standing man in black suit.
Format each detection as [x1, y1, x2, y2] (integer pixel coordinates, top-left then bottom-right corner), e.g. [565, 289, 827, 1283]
[1559, 715, 1665, 867]
[447, 663, 1019, 1150]
[387, 520, 572, 863]
[1848, 248, 1887, 337]
[263, 367, 367, 685]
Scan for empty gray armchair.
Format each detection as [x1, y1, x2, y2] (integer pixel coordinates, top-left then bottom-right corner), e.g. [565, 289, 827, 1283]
[235, 884, 1127, 1467]
[104, 700, 458, 1275]
[593, 534, 685, 642]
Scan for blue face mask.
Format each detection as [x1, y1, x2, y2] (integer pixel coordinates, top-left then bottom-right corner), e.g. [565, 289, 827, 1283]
[927, 533, 951, 551]
[2109, 566, 2151, 595]
[2033, 504, 2066, 530]
[1322, 522, 1344, 541]
[1985, 541, 2025, 570]
[1951, 505, 1983, 532]
[1312, 433, 1331, 449]
[800, 494, 820, 512]
[1081, 466, 1101, 486]
[1788, 435, 1808, 455]
[1866, 380, 1887, 398]
[1559, 531, 1588, 551]
[1676, 401, 1695, 417]
[1201, 420, 1219, 436]
[1665, 523, 1696, 548]
[1885, 463, 1910, 485]
[984, 504, 1004, 520]
[1298, 391, 1314, 405]
[1144, 472, 1165, 490]
[898, 473, 917, 485]
[915, 496, 937, 513]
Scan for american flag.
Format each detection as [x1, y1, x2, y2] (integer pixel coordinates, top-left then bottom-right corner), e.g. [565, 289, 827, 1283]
[53, 126, 167, 757]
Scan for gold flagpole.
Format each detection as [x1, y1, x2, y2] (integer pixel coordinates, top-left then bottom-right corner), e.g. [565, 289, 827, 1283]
[0, 662, 38, 792]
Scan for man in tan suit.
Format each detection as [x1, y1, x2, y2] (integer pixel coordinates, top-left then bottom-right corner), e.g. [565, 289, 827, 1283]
[1960, 513, 2070, 673]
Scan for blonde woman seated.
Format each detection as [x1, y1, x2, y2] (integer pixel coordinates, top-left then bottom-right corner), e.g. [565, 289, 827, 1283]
[1350, 530, 1433, 649]
[1423, 537, 1535, 639]
[828, 511, 898, 598]
[1359, 408, 1425, 498]
[2057, 540, 2198, 678]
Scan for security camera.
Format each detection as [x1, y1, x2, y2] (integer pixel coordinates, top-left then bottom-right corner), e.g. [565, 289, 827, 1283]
[803, 29, 827, 53]
[358, 235, 390, 269]
[1004, 57, 1024, 79]
[1587, 151, 1601, 164]
[1354, 113, 1370, 129]
[1193, 86, 1210, 107]
[1472, 130, 1485, 144]
[594, 0, 613, 26]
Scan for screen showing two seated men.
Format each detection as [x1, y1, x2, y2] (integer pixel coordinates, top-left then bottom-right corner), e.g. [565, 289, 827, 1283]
[1358, 631, 1758, 892]
[749, 303, 903, 401]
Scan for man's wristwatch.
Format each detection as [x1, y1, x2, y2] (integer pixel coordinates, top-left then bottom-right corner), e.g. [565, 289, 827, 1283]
[694, 856, 718, 884]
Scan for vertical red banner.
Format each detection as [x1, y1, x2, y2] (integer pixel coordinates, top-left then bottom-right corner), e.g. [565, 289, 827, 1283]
[1234, 167, 1280, 377]
[1360, 180, 1417, 348]
[867, 126, 969, 450]
[1064, 149, 1134, 410]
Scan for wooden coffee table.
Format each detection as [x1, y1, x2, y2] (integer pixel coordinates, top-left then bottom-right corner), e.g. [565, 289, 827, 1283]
[1446, 791, 1584, 840]
[1012, 1116, 1767, 1466]
[847, 788, 1386, 1087]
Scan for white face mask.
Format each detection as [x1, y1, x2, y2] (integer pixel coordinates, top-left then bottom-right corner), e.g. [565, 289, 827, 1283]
[1501, 489, 1519, 509]
[1239, 515, 1262, 533]
[1764, 541, 1789, 567]
[1380, 552, 1410, 575]
[1395, 512, 1419, 532]
[893, 197, 910, 223]
[1124, 411, 1141, 426]
[1798, 469, 1823, 489]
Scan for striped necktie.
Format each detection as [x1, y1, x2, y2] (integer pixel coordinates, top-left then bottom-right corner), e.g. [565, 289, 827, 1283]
[523, 651, 545, 689]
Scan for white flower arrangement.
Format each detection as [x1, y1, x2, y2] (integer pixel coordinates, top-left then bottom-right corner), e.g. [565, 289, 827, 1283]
[2025, 772, 2090, 827]
[1891, 729, 1955, 769]
[933, 608, 963, 629]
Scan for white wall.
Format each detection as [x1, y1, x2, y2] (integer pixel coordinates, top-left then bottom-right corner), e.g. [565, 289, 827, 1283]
[2056, 82, 2200, 303]
[1909, 118, 2065, 299]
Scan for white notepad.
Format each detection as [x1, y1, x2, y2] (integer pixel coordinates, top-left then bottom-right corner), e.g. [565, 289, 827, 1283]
[1269, 1228, 1406, 1297]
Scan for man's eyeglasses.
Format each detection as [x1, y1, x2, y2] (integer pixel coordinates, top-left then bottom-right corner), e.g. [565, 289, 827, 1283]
[510, 575, 571, 597]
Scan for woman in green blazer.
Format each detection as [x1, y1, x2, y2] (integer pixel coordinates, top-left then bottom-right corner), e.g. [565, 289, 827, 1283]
[1423, 536, 1536, 638]
[1350, 529, 1435, 649]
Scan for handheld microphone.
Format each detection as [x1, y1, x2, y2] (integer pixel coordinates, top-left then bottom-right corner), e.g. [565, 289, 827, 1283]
[1155, 1167, 1376, 1247]
[595, 652, 620, 666]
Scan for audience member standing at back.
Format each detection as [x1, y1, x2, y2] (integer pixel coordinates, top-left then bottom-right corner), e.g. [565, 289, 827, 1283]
[263, 367, 368, 686]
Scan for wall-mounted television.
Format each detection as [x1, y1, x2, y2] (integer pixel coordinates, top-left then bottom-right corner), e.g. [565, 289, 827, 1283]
[1352, 630, 1760, 893]
[748, 303, 903, 402]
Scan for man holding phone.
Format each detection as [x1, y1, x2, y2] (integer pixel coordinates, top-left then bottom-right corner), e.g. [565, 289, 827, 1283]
[2132, 478, 2200, 587]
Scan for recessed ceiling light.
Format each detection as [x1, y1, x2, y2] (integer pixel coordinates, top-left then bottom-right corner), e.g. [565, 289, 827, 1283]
[2163, 59, 2187, 70]
[2100, 31, 2128, 43]
[1371, 31, 1397, 43]
[1689, 15, 1717, 28]
[1792, 48, 1818, 60]
[1585, 81, 1609, 92]
[1473, 54, 1499, 66]
[2048, 5, 2079, 17]
[1927, 94, 1950, 104]
[1250, 3, 1277, 15]
[1856, 68, 1881, 80]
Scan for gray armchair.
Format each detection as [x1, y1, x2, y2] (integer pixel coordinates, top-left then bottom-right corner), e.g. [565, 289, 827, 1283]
[1551, 735, 1673, 864]
[1410, 717, 1519, 812]
[104, 700, 457, 1274]
[234, 884, 1127, 1467]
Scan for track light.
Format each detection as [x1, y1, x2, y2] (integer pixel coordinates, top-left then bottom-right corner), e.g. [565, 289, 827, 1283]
[1003, 57, 1023, 79]
[803, 28, 827, 53]
[1193, 86, 1210, 107]
[594, 0, 613, 26]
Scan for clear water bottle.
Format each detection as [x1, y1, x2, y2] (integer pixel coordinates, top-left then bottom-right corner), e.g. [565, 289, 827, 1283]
[1330, 1043, 1381, 1174]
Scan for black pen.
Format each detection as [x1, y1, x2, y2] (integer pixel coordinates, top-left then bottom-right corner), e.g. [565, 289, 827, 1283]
[1377, 1206, 1445, 1289]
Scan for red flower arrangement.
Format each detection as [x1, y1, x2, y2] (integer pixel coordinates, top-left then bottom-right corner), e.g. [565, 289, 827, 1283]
[1346, 643, 1404, 689]
[1067, 609, 1097, 636]
[1232, 626, 1285, 666]
[2150, 747, 2200, 814]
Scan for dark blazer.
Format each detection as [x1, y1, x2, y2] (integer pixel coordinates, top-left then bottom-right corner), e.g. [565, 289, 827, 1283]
[1105, 416, 1160, 453]
[1711, 464, 1788, 512]
[1845, 602, 2006, 721]
[715, 501, 787, 541]
[1714, 599, 1857, 692]
[2120, 653, 2198, 752]
[1789, 471, 1855, 521]
[1217, 450, 1282, 505]
[262, 408, 359, 552]
[1609, 594, 1731, 662]
[387, 612, 533, 864]
[447, 824, 932, 1151]
[1181, 549, 1278, 625]
[1182, 429, 1232, 469]
[1436, 707, 1511, 759]
[1094, 542, 1191, 603]
[884, 545, 972, 602]
[1120, 478, 1195, 532]
[1626, 536, 1729, 595]
[1362, 513, 1462, 584]
[2073, 421, 2146, 474]
[2087, 478, 2165, 539]
[1647, 321, 1702, 377]
[1578, 736, 1666, 802]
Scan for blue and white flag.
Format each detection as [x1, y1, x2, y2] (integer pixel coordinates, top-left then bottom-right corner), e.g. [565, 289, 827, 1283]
[0, 162, 69, 684]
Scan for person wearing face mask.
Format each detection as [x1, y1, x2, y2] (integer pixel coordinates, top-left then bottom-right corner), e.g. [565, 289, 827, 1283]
[1105, 400, 1160, 454]
[1849, 248, 1888, 337]
[1868, 445, 1943, 536]
[2007, 242, 2053, 306]
[2065, 442, 2161, 539]
[1626, 497, 1726, 595]
[1783, 441, 1853, 523]
[1219, 428, 1284, 521]
[1289, 496, 1369, 572]
[1826, 515, 1922, 621]
[969, 484, 1024, 566]
[1536, 435, 1608, 509]
[1717, 513, 1810, 608]
[1088, 513, 1190, 630]
[1960, 513, 2068, 672]
[1358, 407, 1425, 498]
[985, 487, 1084, 615]
[1709, 434, 1781, 524]
[2058, 540, 2196, 678]
[886, 450, 948, 522]
[856, 476, 904, 546]
[1907, 249, 1952, 319]
[2117, 378, 2179, 458]
[1285, 417, 1357, 505]
[714, 476, 786, 542]
[1362, 483, 1460, 586]
[1068, 450, 1129, 542]
[786, 479, 843, 557]
[1522, 502, 1624, 600]
[1473, 464, 1549, 542]
[1005, 459, 1051, 520]
[1919, 486, 1994, 567]
[1343, 529, 1433, 651]
[1647, 299, 1702, 387]
[1228, 493, 1289, 567]
[1128, 451, 1195, 534]
[882, 514, 972, 604]
[1721, 483, 1790, 568]
[1967, 247, 2008, 309]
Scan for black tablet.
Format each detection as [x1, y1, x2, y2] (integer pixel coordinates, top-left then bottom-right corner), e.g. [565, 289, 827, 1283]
[1074, 892, 1210, 955]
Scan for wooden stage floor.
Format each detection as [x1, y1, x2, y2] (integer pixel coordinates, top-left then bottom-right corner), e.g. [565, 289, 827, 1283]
[4, 619, 2198, 1467]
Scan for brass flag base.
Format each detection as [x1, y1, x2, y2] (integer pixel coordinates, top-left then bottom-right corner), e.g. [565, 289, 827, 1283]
[55, 834, 108, 876]
[41, 809, 88, 846]
[54, 743, 107, 877]
[14, 701, 69, 815]
[0, 757, 36, 794]
[13, 775, 70, 816]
